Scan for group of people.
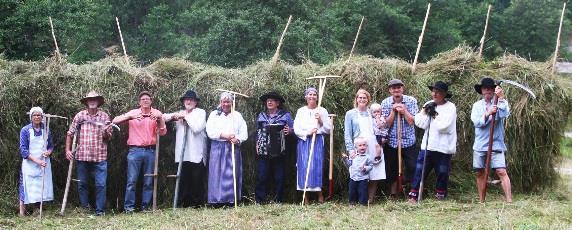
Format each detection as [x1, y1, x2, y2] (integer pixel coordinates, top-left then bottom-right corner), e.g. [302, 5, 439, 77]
[18, 76, 513, 216]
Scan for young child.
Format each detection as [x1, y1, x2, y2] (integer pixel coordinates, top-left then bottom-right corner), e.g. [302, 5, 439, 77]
[370, 103, 388, 146]
[342, 137, 379, 205]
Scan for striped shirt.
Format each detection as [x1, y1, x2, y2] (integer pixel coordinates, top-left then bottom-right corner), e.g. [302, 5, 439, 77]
[67, 110, 112, 162]
[380, 95, 419, 148]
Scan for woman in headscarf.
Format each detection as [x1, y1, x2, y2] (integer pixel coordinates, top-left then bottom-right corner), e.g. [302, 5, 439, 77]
[255, 91, 294, 204]
[205, 92, 248, 206]
[344, 89, 385, 203]
[19, 107, 54, 216]
[293, 87, 331, 204]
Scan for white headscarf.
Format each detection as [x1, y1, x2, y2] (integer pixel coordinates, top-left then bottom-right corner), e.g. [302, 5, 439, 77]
[28, 107, 44, 121]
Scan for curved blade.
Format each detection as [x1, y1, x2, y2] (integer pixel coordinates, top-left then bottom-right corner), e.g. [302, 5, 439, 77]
[499, 79, 536, 99]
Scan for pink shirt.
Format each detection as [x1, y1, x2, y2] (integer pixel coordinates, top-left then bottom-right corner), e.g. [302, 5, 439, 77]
[126, 108, 167, 146]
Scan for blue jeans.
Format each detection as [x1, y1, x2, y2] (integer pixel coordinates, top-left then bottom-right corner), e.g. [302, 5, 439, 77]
[409, 150, 452, 199]
[348, 179, 368, 205]
[124, 147, 155, 211]
[77, 161, 107, 214]
[255, 157, 285, 203]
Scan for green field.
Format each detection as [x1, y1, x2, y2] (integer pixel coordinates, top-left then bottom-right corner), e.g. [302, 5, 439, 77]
[2, 174, 571, 229]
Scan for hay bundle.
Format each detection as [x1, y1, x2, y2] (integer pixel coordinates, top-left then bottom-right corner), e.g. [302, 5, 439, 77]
[0, 45, 568, 214]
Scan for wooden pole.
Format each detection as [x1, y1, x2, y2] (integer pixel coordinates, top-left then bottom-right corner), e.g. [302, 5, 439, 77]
[552, 1, 567, 73]
[116, 17, 129, 63]
[48, 16, 61, 60]
[272, 15, 293, 65]
[347, 16, 365, 62]
[478, 5, 492, 59]
[326, 114, 336, 200]
[412, 3, 431, 72]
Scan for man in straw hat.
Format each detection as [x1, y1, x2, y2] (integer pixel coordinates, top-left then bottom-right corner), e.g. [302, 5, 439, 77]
[113, 91, 167, 212]
[380, 79, 419, 198]
[163, 90, 208, 208]
[408, 81, 457, 203]
[471, 77, 512, 203]
[65, 91, 112, 216]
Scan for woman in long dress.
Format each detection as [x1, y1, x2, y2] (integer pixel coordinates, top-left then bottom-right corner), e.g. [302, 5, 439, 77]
[343, 89, 385, 203]
[19, 107, 54, 216]
[293, 87, 331, 203]
[206, 92, 248, 206]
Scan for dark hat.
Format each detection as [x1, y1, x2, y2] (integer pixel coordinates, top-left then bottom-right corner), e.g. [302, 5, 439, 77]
[474, 77, 498, 94]
[388, 78, 404, 87]
[428, 81, 452, 98]
[260, 91, 285, 103]
[80, 91, 105, 106]
[138, 91, 153, 99]
[180, 90, 200, 103]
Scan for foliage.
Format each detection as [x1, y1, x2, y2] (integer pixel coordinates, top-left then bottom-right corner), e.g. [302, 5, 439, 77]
[0, 0, 571, 66]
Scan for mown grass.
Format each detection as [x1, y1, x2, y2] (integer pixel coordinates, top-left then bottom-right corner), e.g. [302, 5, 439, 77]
[2, 175, 571, 229]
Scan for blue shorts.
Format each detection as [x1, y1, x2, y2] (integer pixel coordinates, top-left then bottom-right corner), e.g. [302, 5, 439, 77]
[473, 151, 507, 171]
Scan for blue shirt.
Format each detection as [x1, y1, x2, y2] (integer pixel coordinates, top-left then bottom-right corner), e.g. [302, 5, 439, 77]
[19, 123, 54, 159]
[381, 95, 419, 148]
[471, 98, 510, 152]
[343, 152, 375, 181]
[343, 108, 374, 152]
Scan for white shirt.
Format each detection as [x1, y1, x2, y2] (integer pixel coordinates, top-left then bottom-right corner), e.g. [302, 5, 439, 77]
[414, 100, 457, 154]
[205, 110, 248, 143]
[293, 106, 331, 141]
[164, 108, 208, 163]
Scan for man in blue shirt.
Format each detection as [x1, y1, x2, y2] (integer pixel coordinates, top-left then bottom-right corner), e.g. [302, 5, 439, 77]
[471, 77, 512, 203]
[381, 79, 419, 197]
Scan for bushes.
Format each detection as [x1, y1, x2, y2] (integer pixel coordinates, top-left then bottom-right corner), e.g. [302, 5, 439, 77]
[0, 45, 569, 215]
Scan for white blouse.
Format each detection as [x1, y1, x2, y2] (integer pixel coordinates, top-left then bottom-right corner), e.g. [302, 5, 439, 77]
[206, 110, 248, 143]
[293, 106, 331, 141]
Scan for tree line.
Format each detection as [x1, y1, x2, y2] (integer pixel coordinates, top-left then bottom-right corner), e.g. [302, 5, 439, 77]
[0, 0, 569, 67]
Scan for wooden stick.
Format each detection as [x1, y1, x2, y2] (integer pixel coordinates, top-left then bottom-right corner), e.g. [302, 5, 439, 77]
[305, 75, 342, 80]
[412, 3, 431, 72]
[327, 114, 336, 200]
[302, 78, 327, 205]
[552, 1, 567, 73]
[60, 130, 79, 215]
[116, 17, 128, 63]
[48, 16, 61, 60]
[152, 122, 160, 211]
[271, 15, 293, 65]
[347, 16, 365, 62]
[478, 5, 492, 59]
[215, 89, 250, 98]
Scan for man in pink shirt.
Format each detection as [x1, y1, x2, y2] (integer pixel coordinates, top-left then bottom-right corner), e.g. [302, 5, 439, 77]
[113, 91, 166, 212]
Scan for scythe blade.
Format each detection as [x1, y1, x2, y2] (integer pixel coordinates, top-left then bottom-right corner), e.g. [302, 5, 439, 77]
[499, 79, 536, 99]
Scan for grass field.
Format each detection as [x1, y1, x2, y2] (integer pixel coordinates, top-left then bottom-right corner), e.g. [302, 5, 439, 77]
[1, 173, 570, 229]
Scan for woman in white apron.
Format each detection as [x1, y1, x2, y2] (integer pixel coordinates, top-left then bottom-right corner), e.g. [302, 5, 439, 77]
[19, 107, 54, 216]
[344, 89, 386, 203]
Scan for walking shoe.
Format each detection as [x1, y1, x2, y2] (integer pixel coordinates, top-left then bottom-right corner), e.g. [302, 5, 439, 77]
[95, 212, 105, 216]
[434, 192, 446, 200]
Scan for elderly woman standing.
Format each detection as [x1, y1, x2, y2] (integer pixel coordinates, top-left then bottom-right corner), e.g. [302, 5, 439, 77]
[255, 91, 294, 204]
[294, 87, 331, 203]
[19, 107, 54, 216]
[344, 89, 385, 203]
[206, 92, 248, 206]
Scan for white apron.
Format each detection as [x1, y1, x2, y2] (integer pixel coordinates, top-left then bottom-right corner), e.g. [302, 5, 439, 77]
[357, 114, 386, 180]
[21, 128, 53, 204]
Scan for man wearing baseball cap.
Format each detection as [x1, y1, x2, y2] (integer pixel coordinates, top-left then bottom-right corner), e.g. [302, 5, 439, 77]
[380, 79, 419, 198]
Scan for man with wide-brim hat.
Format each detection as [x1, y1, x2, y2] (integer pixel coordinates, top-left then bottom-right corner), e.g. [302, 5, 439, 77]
[470, 77, 512, 203]
[408, 81, 457, 203]
[65, 91, 112, 216]
[380, 78, 419, 198]
[254, 91, 293, 204]
[163, 90, 207, 208]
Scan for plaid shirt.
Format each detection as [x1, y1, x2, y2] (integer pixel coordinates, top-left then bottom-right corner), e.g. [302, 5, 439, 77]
[381, 95, 419, 148]
[67, 110, 112, 162]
